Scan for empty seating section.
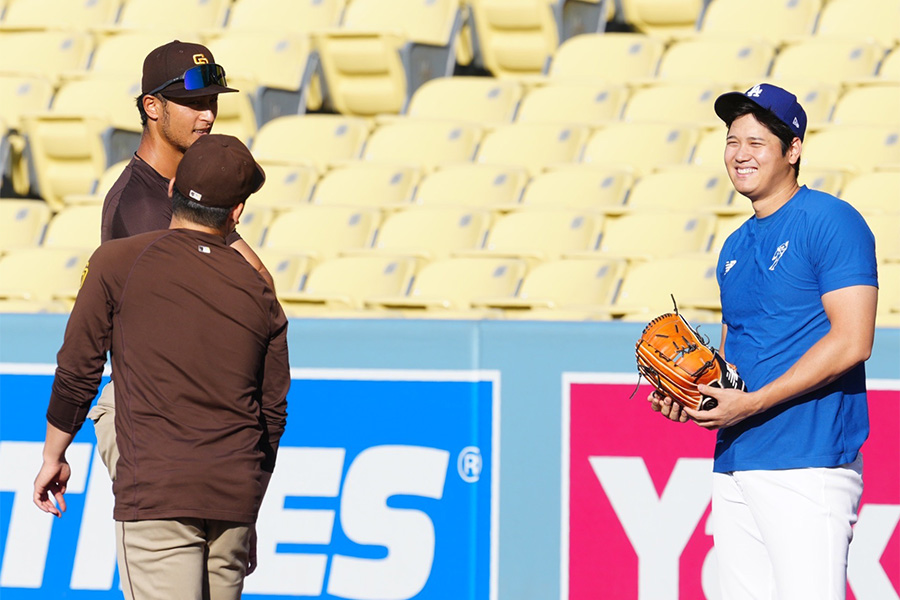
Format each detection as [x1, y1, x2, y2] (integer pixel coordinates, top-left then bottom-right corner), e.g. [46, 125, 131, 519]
[2, 0, 898, 324]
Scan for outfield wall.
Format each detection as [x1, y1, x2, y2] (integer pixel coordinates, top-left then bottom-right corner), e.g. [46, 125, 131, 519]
[1, 314, 898, 600]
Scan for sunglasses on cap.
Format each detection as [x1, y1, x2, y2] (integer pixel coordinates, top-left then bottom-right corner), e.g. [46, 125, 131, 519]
[145, 63, 228, 97]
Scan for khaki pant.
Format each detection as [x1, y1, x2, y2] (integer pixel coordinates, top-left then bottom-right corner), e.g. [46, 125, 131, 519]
[116, 518, 251, 600]
[88, 380, 118, 480]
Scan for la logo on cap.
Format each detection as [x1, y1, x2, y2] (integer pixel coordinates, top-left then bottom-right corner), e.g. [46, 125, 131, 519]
[747, 84, 763, 98]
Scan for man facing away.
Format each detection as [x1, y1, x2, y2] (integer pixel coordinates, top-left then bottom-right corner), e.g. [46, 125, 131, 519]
[650, 83, 878, 599]
[34, 134, 290, 600]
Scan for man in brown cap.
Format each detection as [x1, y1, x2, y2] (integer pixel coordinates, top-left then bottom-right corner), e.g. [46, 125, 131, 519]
[34, 135, 289, 600]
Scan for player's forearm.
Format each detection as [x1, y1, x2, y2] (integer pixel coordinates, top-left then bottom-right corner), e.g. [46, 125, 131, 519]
[42, 422, 75, 462]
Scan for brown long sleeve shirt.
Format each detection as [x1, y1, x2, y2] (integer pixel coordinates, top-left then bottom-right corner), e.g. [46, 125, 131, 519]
[48, 228, 289, 523]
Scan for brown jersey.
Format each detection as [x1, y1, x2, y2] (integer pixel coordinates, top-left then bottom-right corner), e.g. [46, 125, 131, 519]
[47, 228, 289, 523]
[101, 155, 241, 245]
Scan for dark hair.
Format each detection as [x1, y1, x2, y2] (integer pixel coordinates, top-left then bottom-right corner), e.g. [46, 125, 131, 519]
[724, 97, 801, 176]
[172, 189, 233, 229]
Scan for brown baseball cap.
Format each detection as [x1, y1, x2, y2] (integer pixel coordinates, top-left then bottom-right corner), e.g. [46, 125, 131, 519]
[142, 40, 237, 99]
[175, 134, 265, 208]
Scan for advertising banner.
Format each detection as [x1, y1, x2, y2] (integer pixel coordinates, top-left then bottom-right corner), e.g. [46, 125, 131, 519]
[562, 374, 900, 600]
[0, 367, 499, 600]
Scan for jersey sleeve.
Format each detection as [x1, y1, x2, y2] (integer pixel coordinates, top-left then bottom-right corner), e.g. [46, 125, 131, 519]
[810, 201, 878, 296]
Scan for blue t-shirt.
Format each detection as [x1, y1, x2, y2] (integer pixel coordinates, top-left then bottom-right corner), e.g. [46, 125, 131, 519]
[714, 186, 878, 473]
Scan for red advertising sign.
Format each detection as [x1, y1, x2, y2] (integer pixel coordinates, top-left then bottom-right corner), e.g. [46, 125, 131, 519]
[562, 375, 899, 600]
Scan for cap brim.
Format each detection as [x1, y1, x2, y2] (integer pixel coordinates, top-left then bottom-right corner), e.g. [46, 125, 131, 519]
[714, 91, 749, 125]
[159, 83, 238, 99]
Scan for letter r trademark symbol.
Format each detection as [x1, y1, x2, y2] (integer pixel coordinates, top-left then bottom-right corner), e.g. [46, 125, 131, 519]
[457, 446, 482, 483]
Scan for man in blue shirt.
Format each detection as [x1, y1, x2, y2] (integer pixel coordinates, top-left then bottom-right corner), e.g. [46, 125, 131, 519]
[650, 83, 878, 599]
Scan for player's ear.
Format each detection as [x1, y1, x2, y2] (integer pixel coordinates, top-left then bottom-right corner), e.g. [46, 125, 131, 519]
[787, 137, 802, 166]
[167, 177, 176, 199]
[143, 94, 162, 121]
[229, 202, 244, 226]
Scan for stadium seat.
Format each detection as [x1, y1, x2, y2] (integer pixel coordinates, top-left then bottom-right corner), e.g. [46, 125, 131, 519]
[802, 125, 900, 173]
[473, 256, 626, 312]
[618, 0, 704, 38]
[596, 211, 716, 259]
[475, 123, 589, 175]
[313, 0, 462, 115]
[224, 0, 347, 34]
[655, 38, 775, 86]
[115, 0, 230, 31]
[362, 120, 482, 171]
[815, 0, 900, 48]
[280, 255, 418, 310]
[231, 163, 318, 212]
[698, 0, 820, 45]
[613, 168, 734, 214]
[840, 171, 900, 214]
[0, 198, 51, 252]
[517, 165, 633, 210]
[830, 84, 900, 126]
[605, 253, 721, 319]
[413, 164, 529, 208]
[621, 82, 723, 127]
[20, 76, 142, 210]
[0, 247, 90, 311]
[366, 256, 528, 310]
[62, 159, 131, 206]
[261, 205, 381, 261]
[473, 208, 603, 261]
[234, 205, 274, 248]
[252, 249, 311, 293]
[404, 76, 523, 125]
[797, 168, 846, 197]
[0, 0, 119, 30]
[206, 32, 317, 127]
[710, 212, 751, 253]
[367, 206, 493, 259]
[41, 204, 103, 251]
[582, 122, 698, 175]
[85, 31, 189, 78]
[0, 30, 93, 84]
[878, 45, 900, 80]
[868, 213, 900, 261]
[252, 115, 369, 173]
[771, 38, 884, 86]
[544, 32, 664, 84]
[467, 0, 561, 78]
[310, 163, 419, 208]
[515, 82, 628, 125]
[0, 75, 53, 129]
[204, 77, 258, 145]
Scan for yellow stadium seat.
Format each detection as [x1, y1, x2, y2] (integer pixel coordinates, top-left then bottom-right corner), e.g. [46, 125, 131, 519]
[608, 253, 721, 319]
[545, 32, 664, 83]
[622, 82, 723, 127]
[20, 76, 142, 210]
[830, 84, 900, 126]
[698, 0, 821, 45]
[802, 125, 900, 173]
[253, 249, 311, 293]
[515, 82, 628, 125]
[619, 0, 703, 38]
[474, 256, 626, 311]
[41, 204, 102, 251]
[234, 205, 274, 248]
[0, 0, 119, 30]
[405, 76, 523, 125]
[86, 31, 191, 78]
[310, 163, 419, 208]
[0, 198, 51, 252]
[840, 171, 900, 214]
[467, 0, 561, 78]
[876, 263, 900, 326]
[366, 256, 528, 310]
[771, 38, 884, 86]
[614, 168, 733, 214]
[367, 206, 493, 259]
[518, 165, 633, 210]
[597, 211, 716, 259]
[362, 120, 482, 171]
[313, 0, 462, 115]
[280, 255, 417, 310]
[582, 122, 698, 175]
[475, 208, 603, 260]
[0, 247, 89, 311]
[815, 0, 900, 48]
[869, 213, 900, 261]
[115, 0, 229, 30]
[252, 115, 369, 173]
[0, 30, 93, 83]
[0, 75, 53, 129]
[224, 0, 347, 34]
[475, 123, 589, 175]
[691, 126, 725, 168]
[655, 38, 775, 86]
[206, 32, 317, 127]
[63, 158, 131, 206]
[234, 163, 318, 212]
[797, 168, 846, 197]
[413, 164, 529, 208]
[261, 205, 380, 260]
[878, 46, 900, 80]
[710, 212, 751, 253]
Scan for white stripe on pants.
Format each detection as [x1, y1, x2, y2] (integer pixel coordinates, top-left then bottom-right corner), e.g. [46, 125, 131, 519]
[711, 454, 863, 600]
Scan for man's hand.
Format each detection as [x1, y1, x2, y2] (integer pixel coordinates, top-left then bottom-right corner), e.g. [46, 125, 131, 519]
[246, 525, 258, 575]
[34, 459, 71, 517]
[648, 391, 690, 423]
[682, 384, 763, 430]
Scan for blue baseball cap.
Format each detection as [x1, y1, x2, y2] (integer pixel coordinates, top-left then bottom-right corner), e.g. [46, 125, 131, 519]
[714, 83, 807, 141]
